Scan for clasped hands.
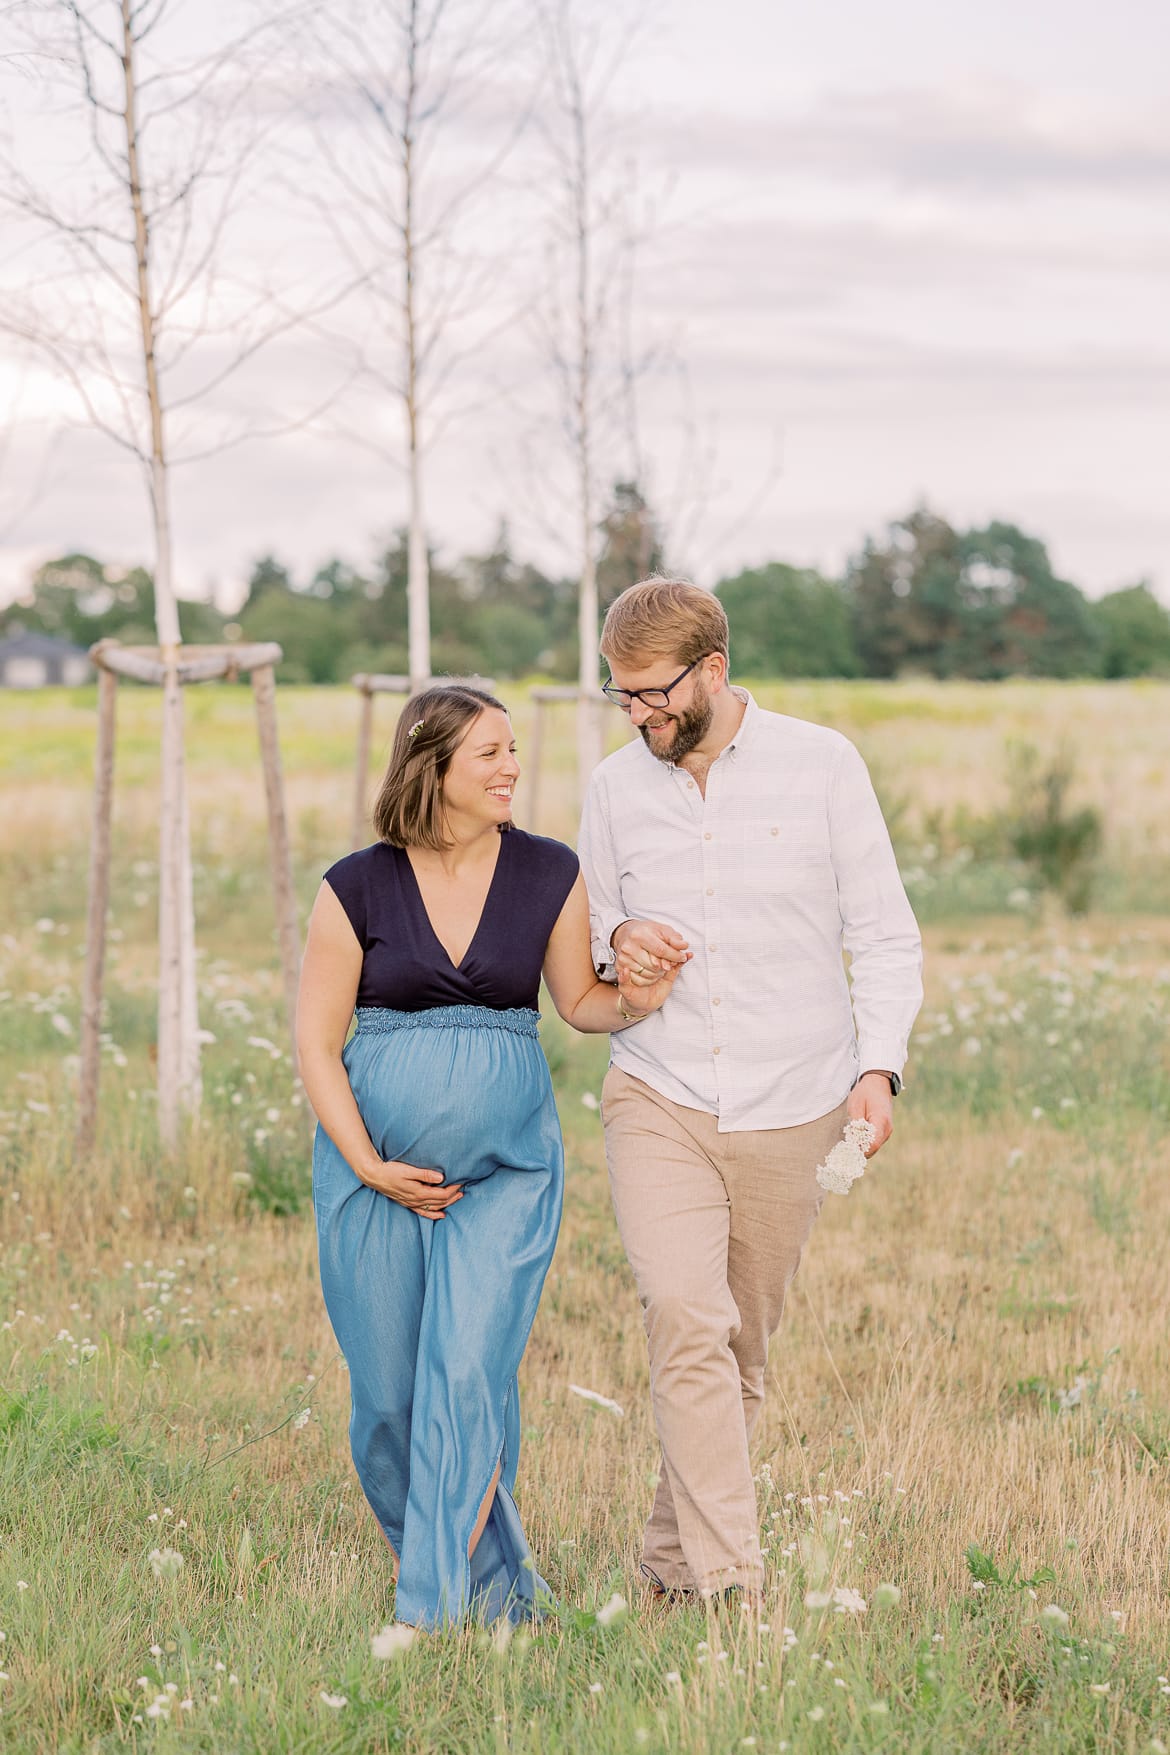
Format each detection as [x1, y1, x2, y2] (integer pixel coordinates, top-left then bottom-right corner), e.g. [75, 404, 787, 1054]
[612, 917, 691, 1017]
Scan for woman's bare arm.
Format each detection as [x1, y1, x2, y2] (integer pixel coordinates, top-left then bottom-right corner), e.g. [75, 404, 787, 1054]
[296, 882, 462, 1218]
[542, 873, 681, 1034]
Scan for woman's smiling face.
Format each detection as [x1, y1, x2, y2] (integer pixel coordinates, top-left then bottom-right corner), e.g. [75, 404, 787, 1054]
[440, 707, 520, 828]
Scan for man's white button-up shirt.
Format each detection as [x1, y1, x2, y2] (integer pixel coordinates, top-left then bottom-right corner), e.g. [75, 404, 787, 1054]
[578, 690, 924, 1132]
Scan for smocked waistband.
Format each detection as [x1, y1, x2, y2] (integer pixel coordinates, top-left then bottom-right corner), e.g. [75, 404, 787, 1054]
[353, 1004, 540, 1039]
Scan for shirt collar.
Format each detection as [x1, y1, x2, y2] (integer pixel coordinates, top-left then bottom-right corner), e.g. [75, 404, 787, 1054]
[725, 687, 757, 761]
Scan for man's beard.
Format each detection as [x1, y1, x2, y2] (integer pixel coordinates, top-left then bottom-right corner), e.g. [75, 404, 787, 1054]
[638, 683, 714, 765]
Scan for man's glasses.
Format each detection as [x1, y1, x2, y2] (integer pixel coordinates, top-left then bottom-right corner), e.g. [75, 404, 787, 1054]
[601, 656, 708, 711]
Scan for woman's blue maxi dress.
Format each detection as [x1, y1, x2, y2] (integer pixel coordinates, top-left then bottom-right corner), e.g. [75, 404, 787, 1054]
[312, 828, 578, 1629]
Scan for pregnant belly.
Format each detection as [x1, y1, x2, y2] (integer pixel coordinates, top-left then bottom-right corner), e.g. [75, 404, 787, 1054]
[345, 1029, 555, 1185]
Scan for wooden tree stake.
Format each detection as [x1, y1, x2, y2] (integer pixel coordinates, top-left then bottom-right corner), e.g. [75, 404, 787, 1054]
[76, 668, 118, 1161]
[252, 663, 302, 1068]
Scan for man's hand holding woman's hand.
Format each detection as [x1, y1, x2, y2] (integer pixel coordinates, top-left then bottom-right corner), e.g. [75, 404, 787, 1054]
[612, 918, 690, 1022]
[612, 919, 691, 985]
[358, 1157, 463, 1219]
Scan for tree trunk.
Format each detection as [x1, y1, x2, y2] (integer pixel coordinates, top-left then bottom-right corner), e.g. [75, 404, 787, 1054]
[123, 0, 200, 1144]
[407, 435, 430, 691]
[576, 529, 603, 797]
[403, 0, 430, 693]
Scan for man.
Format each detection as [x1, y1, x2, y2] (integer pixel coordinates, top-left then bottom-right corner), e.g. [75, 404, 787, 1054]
[578, 577, 922, 1606]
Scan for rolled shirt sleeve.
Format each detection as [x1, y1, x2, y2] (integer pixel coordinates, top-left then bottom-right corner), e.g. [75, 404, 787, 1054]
[577, 774, 627, 979]
[829, 738, 923, 1081]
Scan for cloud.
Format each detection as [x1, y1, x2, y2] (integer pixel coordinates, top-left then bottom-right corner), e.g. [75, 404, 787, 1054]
[646, 85, 1170, 197]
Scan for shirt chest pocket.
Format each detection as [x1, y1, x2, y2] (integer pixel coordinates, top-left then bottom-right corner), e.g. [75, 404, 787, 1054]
[732, 818, 830, 895]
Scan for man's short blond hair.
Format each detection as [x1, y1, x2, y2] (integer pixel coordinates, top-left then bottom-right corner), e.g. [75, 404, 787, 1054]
[600, 576, 729, 668]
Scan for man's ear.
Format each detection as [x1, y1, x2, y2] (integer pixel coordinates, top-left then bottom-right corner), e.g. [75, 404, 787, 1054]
[705, 652, 729, 691]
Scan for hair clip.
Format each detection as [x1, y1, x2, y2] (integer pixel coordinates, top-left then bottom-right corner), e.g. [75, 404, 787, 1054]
[407, 719, 425, 740]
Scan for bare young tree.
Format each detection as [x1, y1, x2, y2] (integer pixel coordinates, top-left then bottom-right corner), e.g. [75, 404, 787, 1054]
[287, 0, 528, 689]
[0, 0, 301, 1148]
[534, 0, 649, 797]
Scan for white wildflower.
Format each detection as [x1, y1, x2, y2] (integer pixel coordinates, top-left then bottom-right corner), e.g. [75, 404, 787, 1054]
[596, 1592, 628, 1628]
[804, 1589, 832, 1609]
[1089, 1682, 1110, 1695]
[568, 1384, 624, 1417]
[1059, 1376, 1089, 1411]
[50, 1013, 73, 1037]
[371, 1624, 416, 1660]
[491, 1620, 513, 1655]
[808, 1706, 825, 1722]
[833, 1586, 866, 1615]
[246, 1036, 278, 1052]
[148, 1548, 184, 1581]
[580, 1092, 599, 1111]
[872, 1583, 902, 1610]
[815, 1118, 876, 1195]
[1040, 1604, 1070, 1630]
[588, 1681, 603, 1694]
[319, 1692, 347, 1709]
[292, 1408, 311, 1432]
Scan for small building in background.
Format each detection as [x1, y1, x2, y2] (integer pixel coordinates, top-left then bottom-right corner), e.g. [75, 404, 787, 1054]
[0, 631, 93, 688]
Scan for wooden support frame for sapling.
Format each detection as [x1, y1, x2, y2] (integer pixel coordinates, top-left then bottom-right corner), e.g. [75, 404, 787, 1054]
[78, 639, 301, 1161]
[525, 685, 586, 835]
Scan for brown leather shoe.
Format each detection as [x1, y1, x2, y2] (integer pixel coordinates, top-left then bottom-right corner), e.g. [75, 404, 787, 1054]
[640, 1563, 699, 1605]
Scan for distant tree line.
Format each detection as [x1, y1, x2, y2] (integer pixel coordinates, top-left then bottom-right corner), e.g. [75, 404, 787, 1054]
[5, 493, 1169, 684]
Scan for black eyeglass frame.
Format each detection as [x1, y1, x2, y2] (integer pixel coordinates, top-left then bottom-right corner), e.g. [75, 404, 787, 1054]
[600, 654, 710, 711]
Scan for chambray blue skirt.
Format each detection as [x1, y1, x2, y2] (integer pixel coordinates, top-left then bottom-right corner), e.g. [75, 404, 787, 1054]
[312, 1005, 564, 1629]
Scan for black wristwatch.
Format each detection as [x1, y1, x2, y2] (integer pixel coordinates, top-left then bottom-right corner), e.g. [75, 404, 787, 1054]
[862, 1069, 902, 1097]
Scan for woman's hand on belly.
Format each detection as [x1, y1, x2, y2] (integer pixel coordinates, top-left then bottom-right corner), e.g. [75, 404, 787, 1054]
[357, 1157, 464, 1220]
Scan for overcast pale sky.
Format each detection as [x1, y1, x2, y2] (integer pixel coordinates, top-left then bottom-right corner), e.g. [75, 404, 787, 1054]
[2, 0, 1167, 608]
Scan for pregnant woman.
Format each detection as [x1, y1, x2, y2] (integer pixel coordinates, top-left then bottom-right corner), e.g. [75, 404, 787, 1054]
[296, 684, 679, 1631]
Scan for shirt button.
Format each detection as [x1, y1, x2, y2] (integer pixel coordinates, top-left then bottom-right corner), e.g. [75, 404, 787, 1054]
[704, 831, 712, 841]
[706, 887, 714, 896]
[713, 1046, 721, 1056]
[687, 781, 695, 790]
[712, 997, 720, 1006]
[771, 827, 779, 836]
[708, 944, 717, 952]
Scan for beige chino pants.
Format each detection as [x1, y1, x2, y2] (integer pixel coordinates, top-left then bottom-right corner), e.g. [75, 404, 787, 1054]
[601, 1063, 849, 1596]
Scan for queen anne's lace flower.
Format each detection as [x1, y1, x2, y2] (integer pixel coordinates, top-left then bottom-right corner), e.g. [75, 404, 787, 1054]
[815, 1119, 876, 1195]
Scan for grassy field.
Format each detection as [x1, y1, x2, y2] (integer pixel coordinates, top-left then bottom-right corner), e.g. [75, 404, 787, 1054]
[1, 680, 1168, 1754]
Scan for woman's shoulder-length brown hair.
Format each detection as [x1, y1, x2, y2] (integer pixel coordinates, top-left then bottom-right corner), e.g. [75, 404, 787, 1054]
[372, 684, 509, 851]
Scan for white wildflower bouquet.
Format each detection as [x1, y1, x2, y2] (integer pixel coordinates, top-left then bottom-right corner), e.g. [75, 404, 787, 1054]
[815, 1118, 876, 1195]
